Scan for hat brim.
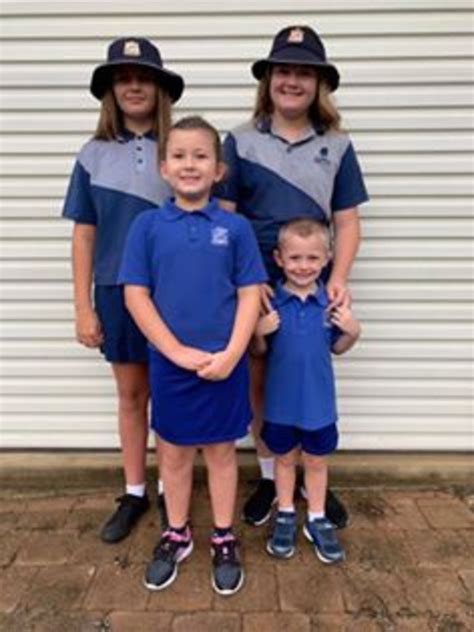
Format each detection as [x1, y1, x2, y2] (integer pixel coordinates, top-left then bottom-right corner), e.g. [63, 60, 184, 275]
[252, 56, 339, 92]
[90, 60, 184, 103]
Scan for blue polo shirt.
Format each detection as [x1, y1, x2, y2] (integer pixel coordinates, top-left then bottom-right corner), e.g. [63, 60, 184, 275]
[118, 197, 267, 352]
[215, 118, 369, 281]
[263, 282, 342, 431]
[62, 131, 171, 285]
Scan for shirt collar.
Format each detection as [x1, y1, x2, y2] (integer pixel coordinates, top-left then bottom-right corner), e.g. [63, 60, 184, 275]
[117, 128, 155, 143]
[255, 116, 325, 142]
[160, 197, 220, 221]
[273, 280, 328, 307]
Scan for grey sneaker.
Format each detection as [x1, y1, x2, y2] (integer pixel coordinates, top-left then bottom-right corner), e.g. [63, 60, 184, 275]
[266, 511, 297, 559]
[144, 526, 193, 591]
[303, 517, 345, 564]
[210, 533, 244, 596]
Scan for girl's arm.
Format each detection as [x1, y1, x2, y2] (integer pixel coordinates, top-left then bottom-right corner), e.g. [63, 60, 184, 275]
[328, 207, 361, 307]
[71, 223, 103, 348]
[124, 285, 212, 371]
[330, 304, 361, 355]
[198, 284, 261, 380]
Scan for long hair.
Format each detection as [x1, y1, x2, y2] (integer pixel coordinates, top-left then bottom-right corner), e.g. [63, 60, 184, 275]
[252, 68, 341, 132]
[94, 85, 172, 154]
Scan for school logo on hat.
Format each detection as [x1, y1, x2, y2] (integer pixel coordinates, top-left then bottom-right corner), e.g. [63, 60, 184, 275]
[211, 226, 229, 247]
[287, 28, 305, 44]
[123, 40, 141, 57]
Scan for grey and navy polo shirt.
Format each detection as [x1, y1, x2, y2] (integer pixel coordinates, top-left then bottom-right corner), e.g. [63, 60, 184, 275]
[62, 130, 170, 285]
[216, 118, 369, 281]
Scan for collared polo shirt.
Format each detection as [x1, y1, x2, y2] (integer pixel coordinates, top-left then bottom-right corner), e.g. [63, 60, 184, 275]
[62, 130, 170, 285]
[215, 118, 369, 280]
[118, 197, 267, 352]
[263, 282, 342, 431]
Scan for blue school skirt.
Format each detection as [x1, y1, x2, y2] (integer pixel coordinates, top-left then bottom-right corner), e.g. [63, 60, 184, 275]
[149, 349, 252, 446]
[94, 285, 148, 364]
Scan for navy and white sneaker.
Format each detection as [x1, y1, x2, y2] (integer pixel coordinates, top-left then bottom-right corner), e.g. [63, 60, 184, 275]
[266, 511, 297, 559]
[144, 526, 193, 591]
[303, 517, 345, 564]
[210, 533, 244, 596]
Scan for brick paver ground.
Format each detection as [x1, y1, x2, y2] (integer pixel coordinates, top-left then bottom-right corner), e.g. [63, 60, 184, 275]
[0, 481, 472, 631]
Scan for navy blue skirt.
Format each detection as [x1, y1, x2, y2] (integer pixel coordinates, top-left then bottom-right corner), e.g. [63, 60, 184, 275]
[149, 350, 252, 445]
[94, 285, 148, 364]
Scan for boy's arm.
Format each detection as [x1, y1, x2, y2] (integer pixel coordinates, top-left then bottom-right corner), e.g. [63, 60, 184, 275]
[124, 285, 212, 371]
[197, 284, 260, 380]
[71, 223, 103, 348]
[251, 309, 280, 356]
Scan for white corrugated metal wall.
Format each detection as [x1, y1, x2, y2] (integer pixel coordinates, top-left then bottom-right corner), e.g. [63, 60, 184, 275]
[0, 1, 473, 449]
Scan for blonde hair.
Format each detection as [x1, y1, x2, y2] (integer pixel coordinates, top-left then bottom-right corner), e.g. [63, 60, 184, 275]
[252, 67, 341, 132]
[94, 85, 172, 154]
[278, 218, 331, 252]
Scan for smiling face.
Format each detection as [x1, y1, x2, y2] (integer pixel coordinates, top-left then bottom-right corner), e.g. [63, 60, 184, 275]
[269, 63, 318, 121]
[112, 65, 157, 130]
[160, 127, 225, 209]
[275, 231, 329, 296]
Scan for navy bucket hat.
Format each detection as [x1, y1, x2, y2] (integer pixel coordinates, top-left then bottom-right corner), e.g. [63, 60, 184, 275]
[90, 37, 184, 103]
[252, 26, 340, 92]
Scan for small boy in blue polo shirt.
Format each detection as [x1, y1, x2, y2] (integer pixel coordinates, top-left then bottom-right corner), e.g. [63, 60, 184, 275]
[253, 218, 360, 563]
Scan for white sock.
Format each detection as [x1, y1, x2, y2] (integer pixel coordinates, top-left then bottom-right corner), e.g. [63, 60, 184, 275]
[157, 479, 164, 496]
[308, 510, 325, 521]
[126, 483, 146, 498]
[278, 505, 295, 514]
[258, 457, 275, 481]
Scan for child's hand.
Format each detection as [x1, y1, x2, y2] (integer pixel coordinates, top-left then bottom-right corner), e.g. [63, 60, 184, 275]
[326, 279, 351, 311]
[259, 283, 275, 314]
[171, 345, 213, 372]
[197, 351, 237, 381]
[255, 310, 280, 337]
[330, 304, 360, 338]
[75, 307, 103, 348]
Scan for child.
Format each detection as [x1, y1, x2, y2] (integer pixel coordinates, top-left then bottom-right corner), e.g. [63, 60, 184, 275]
[62, 37, 184, 542]
[118, 116, 267, 595]
[254, 218, 360, 562]
[216, 25, 368, 527]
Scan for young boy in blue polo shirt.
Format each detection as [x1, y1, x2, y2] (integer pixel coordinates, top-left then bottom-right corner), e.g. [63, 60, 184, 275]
[253, 218, 360, 563]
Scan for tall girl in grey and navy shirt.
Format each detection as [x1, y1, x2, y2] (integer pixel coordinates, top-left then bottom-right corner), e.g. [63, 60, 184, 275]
[62, 37, 184, 543]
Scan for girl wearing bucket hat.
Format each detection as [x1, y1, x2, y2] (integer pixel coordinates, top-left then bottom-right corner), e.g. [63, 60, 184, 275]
[216, 25, 368, 533]
[62, 37, 184, 544]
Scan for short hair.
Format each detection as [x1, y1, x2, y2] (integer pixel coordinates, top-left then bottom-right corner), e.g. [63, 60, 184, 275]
[161, 115, 223, 162]
[277, 218, 331, 252]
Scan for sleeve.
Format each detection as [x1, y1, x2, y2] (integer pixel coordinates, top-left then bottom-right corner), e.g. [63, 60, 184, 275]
[213, 133, 240, 202]
[232, 218, 268, 287]
[331, 141, 369, 212]
[62, 159, 97, 224]
[117, 214, 153, 288]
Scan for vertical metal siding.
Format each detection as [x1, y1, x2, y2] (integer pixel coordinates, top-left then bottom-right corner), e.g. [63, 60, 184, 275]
[0, 1, 473, 449]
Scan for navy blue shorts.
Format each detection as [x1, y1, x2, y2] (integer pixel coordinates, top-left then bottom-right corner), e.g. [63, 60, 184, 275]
[261, 421, 338, 456]
[94, 285, 148, 364]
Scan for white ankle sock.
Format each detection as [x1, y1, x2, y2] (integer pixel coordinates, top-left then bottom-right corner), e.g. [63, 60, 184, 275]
[278, 506, 295, 514]
[308, 510, 325, 521]
[258, 457, 275, 481]
[157, 479, 164, 496]
[126, 483, 146, 498]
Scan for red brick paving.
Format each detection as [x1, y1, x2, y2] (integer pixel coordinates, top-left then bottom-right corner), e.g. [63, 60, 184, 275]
[0, 483, 472, 631]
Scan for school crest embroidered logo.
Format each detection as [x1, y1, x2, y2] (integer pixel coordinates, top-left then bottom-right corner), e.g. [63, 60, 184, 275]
[287, 28, 305, 44]
[123, 40, 141, 57]
[211, 226, 229, 246]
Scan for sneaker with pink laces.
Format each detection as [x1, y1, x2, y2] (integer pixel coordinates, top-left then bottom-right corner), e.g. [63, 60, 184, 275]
[144, 526, 193, 591]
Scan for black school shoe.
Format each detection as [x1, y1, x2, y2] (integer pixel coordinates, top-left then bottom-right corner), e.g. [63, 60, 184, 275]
[100, 493, 150, 543]
[241, 478, 276, 526]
